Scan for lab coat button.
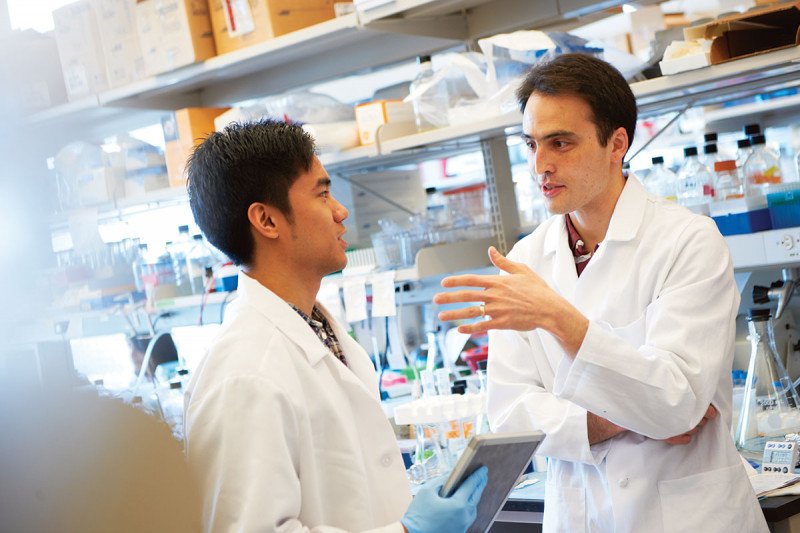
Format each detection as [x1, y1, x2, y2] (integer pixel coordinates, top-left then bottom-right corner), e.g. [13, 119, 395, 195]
[618, 477, 629, 488]
[381, 454, 392, 467]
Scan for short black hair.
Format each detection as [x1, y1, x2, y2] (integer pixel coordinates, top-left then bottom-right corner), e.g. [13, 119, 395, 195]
[186, 119, 316, 267]
[516, 53, 637, 150]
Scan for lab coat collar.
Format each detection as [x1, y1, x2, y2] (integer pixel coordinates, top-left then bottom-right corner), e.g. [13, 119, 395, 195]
[236, 271, 331, 366]
[604, 174, 646, 243]
[542, 174, 646, 256]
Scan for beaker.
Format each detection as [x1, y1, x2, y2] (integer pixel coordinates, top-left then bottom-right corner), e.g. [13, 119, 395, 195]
[735, 309, 800, 453]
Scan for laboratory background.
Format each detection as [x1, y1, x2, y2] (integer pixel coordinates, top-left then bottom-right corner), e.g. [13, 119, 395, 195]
[3, 0, 800, 531]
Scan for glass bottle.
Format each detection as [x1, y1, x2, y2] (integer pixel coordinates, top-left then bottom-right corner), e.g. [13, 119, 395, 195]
[644, 156, 677, 201]
[409, 55, 449, 132]
[186, 234, 216, 295]
[713, 160, 743, 200]
[677, 146, 710, 206]
[735, 309, 800, 454]
[744, 134, 782, 196]
[172, 225, 193, 297]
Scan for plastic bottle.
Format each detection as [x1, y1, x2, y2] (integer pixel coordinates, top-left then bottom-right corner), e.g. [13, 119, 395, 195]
[676, 146, 711, 206]
[132, 243, 148, 293]
[171, 225, 192, 297]
[186, 234, 216, 295]
[409, 55, 449, 132]
[702, 143, 719, 184]
[713, 160, 743, 200]
[643, 156, 677, 201]
[744, 134, 782, 196]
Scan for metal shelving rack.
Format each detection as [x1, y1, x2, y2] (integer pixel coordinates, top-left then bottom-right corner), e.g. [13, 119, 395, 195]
[16, 0, 800, 341]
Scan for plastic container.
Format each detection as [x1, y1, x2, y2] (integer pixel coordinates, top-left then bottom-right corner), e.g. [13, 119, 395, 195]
[444, 183, 490, 226]
[744, 134, 782, 196]
[677, 146, 712, 206]
[409, 55, 449, 131]
[186, 234, 217, 294]
[713, 160, 743, 201]
[709, 195, 772, 235]
[766, 183, 800, 229]
[643, 156, 677, 201]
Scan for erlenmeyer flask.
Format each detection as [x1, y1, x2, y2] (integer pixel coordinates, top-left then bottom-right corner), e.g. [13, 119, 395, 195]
[736, 309, 800, 453]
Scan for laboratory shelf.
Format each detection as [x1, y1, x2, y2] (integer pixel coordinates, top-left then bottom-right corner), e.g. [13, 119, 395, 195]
[632, 46, 800, 119]
[21, 13, 459, 137]
[48, 186, 191, 231]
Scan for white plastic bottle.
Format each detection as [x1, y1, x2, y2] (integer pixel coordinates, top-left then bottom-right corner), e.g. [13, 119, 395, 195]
[409, 55, 449, 132]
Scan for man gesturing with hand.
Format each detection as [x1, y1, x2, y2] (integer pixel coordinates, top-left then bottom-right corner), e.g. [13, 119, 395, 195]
[434, 54, 765, 533]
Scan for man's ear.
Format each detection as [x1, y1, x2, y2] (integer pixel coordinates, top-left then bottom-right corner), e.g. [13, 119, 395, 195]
[247, 202, 280, 240]
[610, 126, 629, 164]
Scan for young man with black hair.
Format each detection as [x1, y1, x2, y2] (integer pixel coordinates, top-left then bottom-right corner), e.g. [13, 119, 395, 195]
[184, 119, 487, 533]
[435, 54, 766, 532]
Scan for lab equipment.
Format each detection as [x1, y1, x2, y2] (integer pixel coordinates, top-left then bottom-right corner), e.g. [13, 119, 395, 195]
[401, 466, 488, 533]
[186, 234, 217, 294]
[735, 309, 800, 454]
[762, 440, 799, 473]
[713, 160, 743, 200]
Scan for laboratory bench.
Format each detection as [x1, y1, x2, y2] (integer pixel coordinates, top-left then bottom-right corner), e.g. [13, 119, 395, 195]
[488, 471, 800, 533]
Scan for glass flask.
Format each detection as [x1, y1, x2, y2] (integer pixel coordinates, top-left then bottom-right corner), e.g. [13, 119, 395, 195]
[735, 309, 800, 453]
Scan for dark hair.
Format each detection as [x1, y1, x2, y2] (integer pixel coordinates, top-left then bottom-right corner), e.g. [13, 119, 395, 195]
[516, 53, 637, 150]
[186, 119, 315, 266]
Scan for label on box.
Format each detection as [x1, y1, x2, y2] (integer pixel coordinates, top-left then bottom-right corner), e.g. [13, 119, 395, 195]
[65, 64, 90, 96]
[223, 0, 255, 37]
[161, 113, 179, 142]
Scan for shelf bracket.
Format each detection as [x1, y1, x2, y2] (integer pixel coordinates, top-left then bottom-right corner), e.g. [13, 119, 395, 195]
[626, 99, 695, 166]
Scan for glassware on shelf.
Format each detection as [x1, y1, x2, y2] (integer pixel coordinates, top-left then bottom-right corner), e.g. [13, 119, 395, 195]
[713, 160, 744, 201]
[744, 134, 783, 196]
[735, 308, 800, 454]
[676, 146, 712, 207]
[409, 55, 450, 132]
[643, 156, 677, 201]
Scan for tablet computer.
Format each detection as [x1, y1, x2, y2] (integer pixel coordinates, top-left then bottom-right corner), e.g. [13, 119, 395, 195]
[441, 431, 544, 533]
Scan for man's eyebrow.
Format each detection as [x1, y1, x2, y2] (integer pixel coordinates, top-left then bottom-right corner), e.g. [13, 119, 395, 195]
[315, 177, 331, 188]
[520, 130, 577, 142]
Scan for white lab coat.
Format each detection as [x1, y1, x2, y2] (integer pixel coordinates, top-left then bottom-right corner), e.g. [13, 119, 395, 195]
[488, 176, 767, 532]
[185, 272, 411, 533]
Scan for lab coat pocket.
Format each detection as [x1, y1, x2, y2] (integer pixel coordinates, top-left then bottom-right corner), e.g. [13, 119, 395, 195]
[543, 481, 585, 533]
[658, 463, 760, 533]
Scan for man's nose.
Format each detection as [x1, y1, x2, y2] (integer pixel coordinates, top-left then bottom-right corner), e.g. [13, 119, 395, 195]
[331, 196, 349, 222]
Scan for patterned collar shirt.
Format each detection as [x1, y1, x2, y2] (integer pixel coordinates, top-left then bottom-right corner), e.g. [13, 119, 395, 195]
[565, 214, 600, 277]
[289, 304, 348, 367]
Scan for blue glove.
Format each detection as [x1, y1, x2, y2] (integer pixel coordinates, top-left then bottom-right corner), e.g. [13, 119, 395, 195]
[401, 466, 488, 533]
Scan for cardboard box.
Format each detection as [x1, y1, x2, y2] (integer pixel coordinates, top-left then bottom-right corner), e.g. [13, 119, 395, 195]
[354, 100, 414, 145]
[209, 0, 336, 55]
[92, 0, 145, 88]
[162, 107, 229, 187]
[683, 2, 800, 65]
[135, 0, 217, 76]
[52, 1, 109, 100]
